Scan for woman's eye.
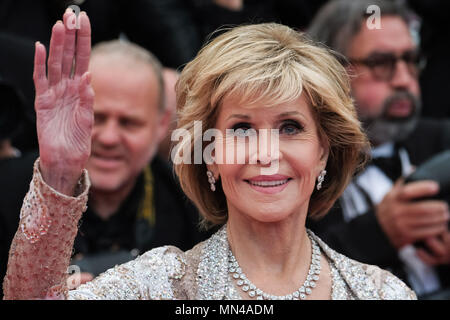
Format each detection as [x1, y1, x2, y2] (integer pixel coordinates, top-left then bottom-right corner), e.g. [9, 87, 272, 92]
[280, 120, 303, 135]
[232, 122, 251, 130]
[231, 122, 255, 137]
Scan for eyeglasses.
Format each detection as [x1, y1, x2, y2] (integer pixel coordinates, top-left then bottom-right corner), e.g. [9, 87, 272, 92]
[348, 50, 424, 81]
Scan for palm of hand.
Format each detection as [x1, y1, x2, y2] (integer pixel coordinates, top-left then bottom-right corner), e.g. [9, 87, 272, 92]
[36, 75, 92, 169]
[34, 11, 94, 181]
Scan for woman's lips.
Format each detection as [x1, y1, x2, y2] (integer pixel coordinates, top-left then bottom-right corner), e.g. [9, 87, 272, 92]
[245, 175, 292, 194]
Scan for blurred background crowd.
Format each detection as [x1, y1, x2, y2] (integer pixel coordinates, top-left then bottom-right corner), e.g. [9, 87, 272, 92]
[1, 0, 448, 154]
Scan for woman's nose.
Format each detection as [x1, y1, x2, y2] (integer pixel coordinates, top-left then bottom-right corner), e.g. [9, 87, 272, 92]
[249, 129, 281, 165]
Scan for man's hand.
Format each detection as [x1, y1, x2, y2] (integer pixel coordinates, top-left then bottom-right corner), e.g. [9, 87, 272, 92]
[376, 179, 449, 249]
[35, 9, 94, 196]
[416, 232, 450, 266]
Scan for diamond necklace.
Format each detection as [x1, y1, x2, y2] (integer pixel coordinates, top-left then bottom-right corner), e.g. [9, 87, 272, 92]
[228, 231, 321, 300]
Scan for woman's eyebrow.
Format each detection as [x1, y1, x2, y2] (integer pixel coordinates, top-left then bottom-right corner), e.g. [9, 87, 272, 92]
[277, 111, 300, 117]
[226, 114, 251, 121]
[277, 111, 308, 120]
[226, 111, 306, 121]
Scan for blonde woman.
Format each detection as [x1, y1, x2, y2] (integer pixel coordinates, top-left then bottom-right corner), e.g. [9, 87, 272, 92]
[3, 11, 415, 300]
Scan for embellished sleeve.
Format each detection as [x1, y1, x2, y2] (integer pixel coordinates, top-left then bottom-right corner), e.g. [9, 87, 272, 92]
[67, 246, 187, 300]
[2, 158, 90, 300]
[364, 265, 417, 300]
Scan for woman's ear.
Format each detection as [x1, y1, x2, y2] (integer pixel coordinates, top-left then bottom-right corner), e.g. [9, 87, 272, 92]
[319, 136, 330, 167]
[205, 137, 220, 180]
[206, 162, 219, 180]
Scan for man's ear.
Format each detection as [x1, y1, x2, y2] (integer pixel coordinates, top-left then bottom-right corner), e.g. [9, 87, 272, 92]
[156, 107, 173, 145]
[158, 68, 179, 145]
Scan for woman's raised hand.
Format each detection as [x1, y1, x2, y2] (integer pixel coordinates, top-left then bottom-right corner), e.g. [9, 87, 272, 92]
[34, 9, 94, 196]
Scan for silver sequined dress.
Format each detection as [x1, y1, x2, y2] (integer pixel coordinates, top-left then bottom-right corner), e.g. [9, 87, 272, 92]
[3, 159, 417, 300]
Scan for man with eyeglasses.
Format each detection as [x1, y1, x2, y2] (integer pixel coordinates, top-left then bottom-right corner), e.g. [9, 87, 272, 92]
[307, 0, 450, 299]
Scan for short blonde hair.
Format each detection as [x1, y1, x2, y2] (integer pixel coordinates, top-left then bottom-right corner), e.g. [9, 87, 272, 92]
[174, 23, 369, 228]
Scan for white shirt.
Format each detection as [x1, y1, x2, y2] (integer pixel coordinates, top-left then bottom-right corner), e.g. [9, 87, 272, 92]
[340, 142, 440, 296]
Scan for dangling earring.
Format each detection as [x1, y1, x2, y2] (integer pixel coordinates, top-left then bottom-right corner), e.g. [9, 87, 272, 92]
[316, 170, 327, 190]
[207, 170, 216, 192]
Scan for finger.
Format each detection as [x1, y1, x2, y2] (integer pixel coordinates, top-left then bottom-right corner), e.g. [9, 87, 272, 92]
[443, 232, 450, 245]
[410, 223, 448, 240]
[403, 200, 449, 219]
[78, 72, 95, 112]
[424, 237, 448, 258]
[385, 177, 405, 199]
[74, 12, 91, 77]
[416, 248, 439, 266]
[62, 8, 77, 78]
[66, 274, 80, 290]
[47, 21, 66, 86]
[399, 180, 440, 201]
[80, 272, 94, 284]
[33, 41, 48, 95]
[406, 212, 449, 229]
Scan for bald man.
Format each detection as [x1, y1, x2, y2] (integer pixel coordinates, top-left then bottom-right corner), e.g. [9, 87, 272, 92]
[0, 41, 208, 293]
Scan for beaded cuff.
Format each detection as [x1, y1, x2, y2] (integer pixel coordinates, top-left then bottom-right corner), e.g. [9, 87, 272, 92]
[19, 159, 89, 243]
[3, 158, 90, 300]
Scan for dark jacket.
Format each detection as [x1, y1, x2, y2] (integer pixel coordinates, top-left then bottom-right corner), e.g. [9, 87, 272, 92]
[307, 119, 450, 297]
